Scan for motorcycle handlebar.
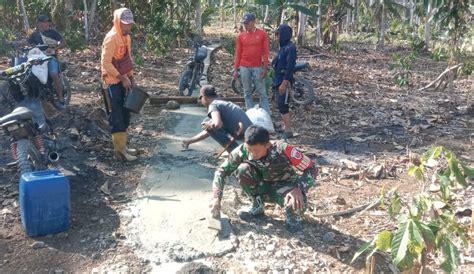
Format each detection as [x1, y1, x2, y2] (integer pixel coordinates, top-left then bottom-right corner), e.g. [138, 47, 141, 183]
[0, 56, 53, 78]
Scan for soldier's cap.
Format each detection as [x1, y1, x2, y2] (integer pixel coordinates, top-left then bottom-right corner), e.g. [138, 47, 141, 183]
[241, 13, 256, 24]
[37, 15, 51, 23]
[120, 8, 135, 24]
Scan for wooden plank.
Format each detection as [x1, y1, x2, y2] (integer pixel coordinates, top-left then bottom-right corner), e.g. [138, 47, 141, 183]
[149, 95, 251, 105]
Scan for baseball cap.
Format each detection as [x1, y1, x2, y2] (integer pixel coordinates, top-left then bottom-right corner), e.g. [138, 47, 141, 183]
[241, 13, 256, 24]
[120, 8, 135, 24]
[37, 15, 51, 23]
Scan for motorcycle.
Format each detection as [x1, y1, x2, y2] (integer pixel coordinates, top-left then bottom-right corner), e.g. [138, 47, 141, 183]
[10, 44, 71, 110]
[0, 56, 60, 175]
[231, 62, 315, 106]
[178, 38, 208, 96]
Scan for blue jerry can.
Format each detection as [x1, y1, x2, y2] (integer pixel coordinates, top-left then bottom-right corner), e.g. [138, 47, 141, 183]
[19, 169, 70, 236]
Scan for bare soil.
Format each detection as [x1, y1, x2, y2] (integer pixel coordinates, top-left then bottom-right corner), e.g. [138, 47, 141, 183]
[0, 26, 472, 273]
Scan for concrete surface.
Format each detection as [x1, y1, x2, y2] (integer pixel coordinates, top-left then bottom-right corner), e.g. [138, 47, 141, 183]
[122, 106, 236, 272]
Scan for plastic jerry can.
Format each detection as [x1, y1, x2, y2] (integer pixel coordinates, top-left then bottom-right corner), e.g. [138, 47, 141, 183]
[19, 169, 70, 236]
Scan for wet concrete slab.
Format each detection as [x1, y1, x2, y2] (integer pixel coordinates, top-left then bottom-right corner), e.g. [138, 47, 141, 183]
[122, 106, 236, 272]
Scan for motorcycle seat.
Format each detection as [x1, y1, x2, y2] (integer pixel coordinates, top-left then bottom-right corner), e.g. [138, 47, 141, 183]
[0, 107, 34, 125]
[294, 62, 309, 72]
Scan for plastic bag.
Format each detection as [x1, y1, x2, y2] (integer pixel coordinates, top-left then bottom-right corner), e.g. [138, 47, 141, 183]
[246, 106, 275, 133]
[27, 48, 49, 84]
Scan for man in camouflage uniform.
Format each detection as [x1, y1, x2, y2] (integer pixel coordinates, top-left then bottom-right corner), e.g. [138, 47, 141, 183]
[209, 125, 317, 232]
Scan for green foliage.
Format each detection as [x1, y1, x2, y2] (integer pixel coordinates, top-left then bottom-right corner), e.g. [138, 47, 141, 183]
[433, 0, 470, 63]
[0, 28, 15, 56]
[410, 36, 426, 54]
[202, 6, 217, 28]
[390, 52, 414, 86]
[432, 46, 448, 62]
[62, 18, 86, 52]
[330, 41, 341, 55]
[352, 146, 472, 272]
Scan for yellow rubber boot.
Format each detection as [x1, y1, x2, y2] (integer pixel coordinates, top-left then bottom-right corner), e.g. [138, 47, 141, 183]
[112, 132, 137, 161]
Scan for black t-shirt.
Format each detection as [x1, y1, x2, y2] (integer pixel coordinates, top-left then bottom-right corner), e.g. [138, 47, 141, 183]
[207, 100, 253, 135]
[28, 29, 63, 45]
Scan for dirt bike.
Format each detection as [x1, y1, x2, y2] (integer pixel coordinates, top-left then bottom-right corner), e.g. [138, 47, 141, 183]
[231, 62, 315, 106]
[178, 38, 208, 96]
[9, 44, 71, 110]
[0, 56, 60, 175]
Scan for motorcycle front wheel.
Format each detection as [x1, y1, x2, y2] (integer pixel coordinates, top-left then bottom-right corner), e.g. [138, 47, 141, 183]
[51, 75, 71, 110]
[16, 139, 44, 175]
[291, 78, 314, 106]
[178, 69, 194, 96]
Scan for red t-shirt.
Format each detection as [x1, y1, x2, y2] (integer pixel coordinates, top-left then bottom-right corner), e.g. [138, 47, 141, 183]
[234, 28, 269, 69]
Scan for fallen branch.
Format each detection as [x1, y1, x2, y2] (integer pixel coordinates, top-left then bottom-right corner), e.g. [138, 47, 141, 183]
[310, 197, 381, 218]
[418, 63, 463, 92]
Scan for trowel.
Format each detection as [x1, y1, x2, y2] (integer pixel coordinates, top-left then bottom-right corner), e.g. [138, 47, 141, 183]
[207, 211, 222, 232]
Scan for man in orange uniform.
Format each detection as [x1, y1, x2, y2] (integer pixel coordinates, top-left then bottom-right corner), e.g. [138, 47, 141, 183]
[233, 13, 270, 114]
[101, 8, 138, 161]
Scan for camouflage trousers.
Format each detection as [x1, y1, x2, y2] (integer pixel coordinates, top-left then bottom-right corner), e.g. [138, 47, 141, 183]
[235, 162, 307, 209]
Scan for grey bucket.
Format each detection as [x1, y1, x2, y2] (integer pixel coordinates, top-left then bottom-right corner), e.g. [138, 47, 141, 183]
[125, 87, 149, 114]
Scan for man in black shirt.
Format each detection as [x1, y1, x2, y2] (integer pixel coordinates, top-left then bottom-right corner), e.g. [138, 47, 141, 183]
[21, 15, 67, 106]
[182, 85, 253, 152]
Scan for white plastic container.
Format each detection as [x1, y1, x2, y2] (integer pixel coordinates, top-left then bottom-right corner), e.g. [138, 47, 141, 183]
[246, 106, 275, 133]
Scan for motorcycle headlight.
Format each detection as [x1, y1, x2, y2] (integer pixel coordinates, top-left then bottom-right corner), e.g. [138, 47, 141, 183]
[7, 124, 20, 131]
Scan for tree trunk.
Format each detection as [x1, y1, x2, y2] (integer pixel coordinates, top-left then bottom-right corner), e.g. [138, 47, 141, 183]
[83, 0, 89, 42]
[195, 0, 202, 37]
[278, 5, 285, 27]
[263, 5, 270, 25]
[17, 0, 30, 32]
[354, 0, 359, 32]
[346, 1, 352, 33]
[233, 0, 237, 28]
[220, 0, 225, 28]
[297, 0, 307, 46]
[424, 1, 433, 49]
[378, 4, 386, 50]
[316, 0, 322, 46]
[110, 0, 117, 16]
[89, 0, 98, 39]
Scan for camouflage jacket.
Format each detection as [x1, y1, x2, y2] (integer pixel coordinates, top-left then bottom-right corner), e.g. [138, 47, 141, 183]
[212, 141, 316, 199]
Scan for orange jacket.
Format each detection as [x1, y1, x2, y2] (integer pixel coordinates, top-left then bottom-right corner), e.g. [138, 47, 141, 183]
[101, 8, 133, 86]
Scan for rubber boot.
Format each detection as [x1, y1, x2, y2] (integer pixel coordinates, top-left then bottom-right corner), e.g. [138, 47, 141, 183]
[125, 145, 138, 156]
[112, 132, 137, 161]
[125, 131, 138, 156]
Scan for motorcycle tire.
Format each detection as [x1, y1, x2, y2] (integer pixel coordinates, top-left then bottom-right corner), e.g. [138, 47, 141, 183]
[51, 76, 71, 110]
[291, 78, 314, 106]
[231, 77, 256, 96]
[231, 78, 243, 95]
[16, 139, 44, 175]
[178, 69, 194, 96]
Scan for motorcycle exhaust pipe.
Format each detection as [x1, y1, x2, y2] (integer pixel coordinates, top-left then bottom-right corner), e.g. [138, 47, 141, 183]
[48, 151, 60, 163]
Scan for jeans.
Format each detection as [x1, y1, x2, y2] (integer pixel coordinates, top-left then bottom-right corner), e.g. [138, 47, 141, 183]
[47, 57, 59, 74]
[239, 66, 270, 114]
[108, 83, 131, 133]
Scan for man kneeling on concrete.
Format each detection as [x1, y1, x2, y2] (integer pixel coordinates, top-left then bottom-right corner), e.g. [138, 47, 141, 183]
[209, 125, 317, 232]
[182, 85, 253, 152]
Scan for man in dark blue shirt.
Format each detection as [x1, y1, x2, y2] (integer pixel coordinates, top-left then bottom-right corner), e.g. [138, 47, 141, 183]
[23, 15, 67, 106]
[272, 24, 296, 139]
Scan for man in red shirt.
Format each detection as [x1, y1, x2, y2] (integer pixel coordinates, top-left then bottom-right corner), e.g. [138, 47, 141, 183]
[233, 13, 270, 115]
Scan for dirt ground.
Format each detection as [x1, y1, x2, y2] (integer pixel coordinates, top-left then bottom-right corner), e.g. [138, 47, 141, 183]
[0, 25, 473, 273]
